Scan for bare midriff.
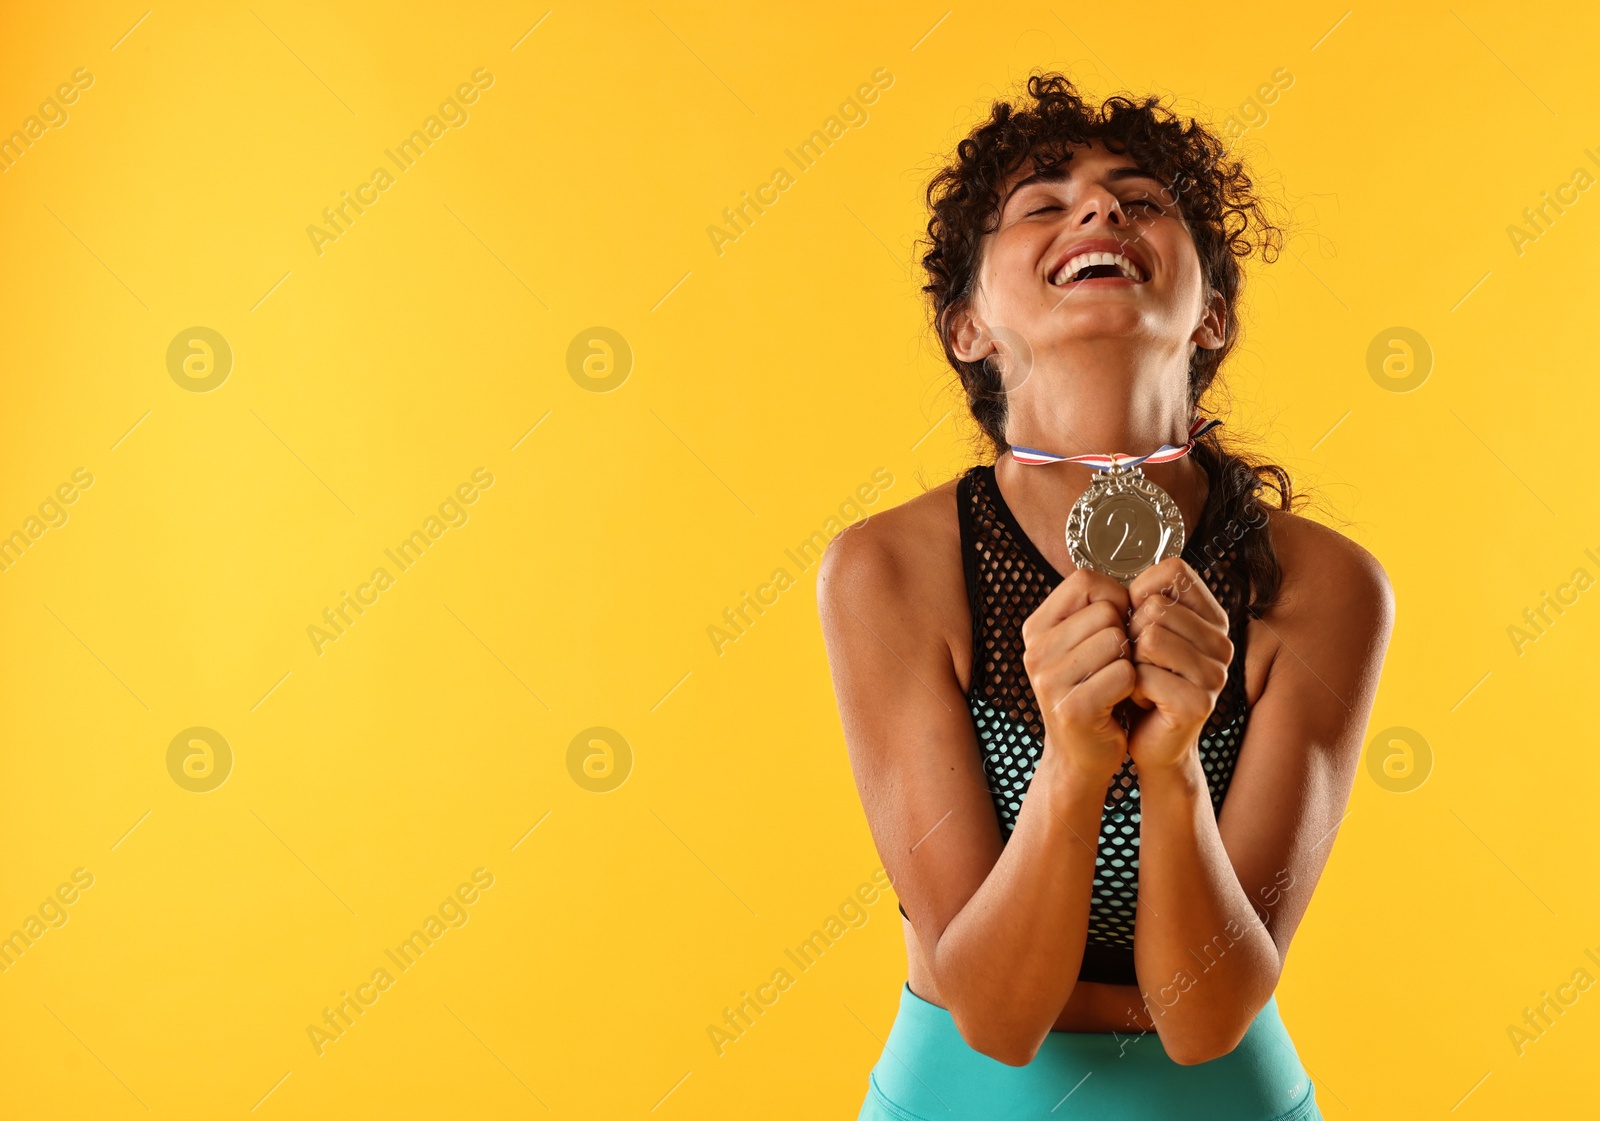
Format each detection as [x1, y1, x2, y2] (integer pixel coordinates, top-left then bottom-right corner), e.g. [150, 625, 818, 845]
[902, 914, 1158, 1035]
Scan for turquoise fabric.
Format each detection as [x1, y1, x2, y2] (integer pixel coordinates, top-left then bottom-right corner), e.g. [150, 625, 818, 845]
[857, 983, 1322, 1121]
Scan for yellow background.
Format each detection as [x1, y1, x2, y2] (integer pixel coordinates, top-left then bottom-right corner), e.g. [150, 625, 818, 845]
[1, 2, 1596, 1117]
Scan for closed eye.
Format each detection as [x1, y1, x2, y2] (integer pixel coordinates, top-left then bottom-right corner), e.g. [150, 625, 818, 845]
[1029, 198, 1159, 217]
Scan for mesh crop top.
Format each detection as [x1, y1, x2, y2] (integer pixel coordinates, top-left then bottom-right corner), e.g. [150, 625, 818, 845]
[897, 462, 1254, 987]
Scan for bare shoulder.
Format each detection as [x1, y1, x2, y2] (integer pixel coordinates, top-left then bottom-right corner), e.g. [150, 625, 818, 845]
[1250, 507, 1396, 705]
[816, 473, 971, 681]
[818, 476, 959, 593]
[1262, 507, 1394, 632]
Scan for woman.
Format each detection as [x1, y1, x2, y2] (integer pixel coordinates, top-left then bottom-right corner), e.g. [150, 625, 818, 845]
[817, 73, 1393, 1120]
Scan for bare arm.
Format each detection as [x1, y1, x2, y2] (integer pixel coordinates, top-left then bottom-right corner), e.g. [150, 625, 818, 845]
[817, 511, 1137, 1065]
[1122, 525, 1394, 1064]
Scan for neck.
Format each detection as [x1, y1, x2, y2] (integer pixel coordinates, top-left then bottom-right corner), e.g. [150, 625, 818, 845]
[1004, 345, 1193, 457]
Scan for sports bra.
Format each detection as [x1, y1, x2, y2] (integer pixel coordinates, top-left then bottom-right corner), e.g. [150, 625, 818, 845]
[897, 461, 1254, 987]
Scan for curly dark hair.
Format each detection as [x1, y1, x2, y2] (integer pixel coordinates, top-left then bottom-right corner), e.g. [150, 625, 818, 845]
[918, 71, 1297, 616]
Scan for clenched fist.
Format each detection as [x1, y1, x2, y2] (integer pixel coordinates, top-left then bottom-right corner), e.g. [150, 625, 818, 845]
[1021, 567, 1139, 788]
[1124, 557, 1234, 773]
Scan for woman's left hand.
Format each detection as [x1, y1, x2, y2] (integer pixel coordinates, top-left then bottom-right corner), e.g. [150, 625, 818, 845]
[1124, 557, 1235, 774]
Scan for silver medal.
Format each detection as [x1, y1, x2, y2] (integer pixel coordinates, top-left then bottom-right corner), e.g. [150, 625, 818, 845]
[1064, 463, 1186, 584]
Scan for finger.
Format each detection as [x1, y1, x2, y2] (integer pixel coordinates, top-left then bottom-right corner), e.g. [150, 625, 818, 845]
[1024, 598, 1127, 665]
[1031, 625, 1132, 700]
[1130, 621, 1229, 694]
[1128, 557, 1227, 627]
[1127, 598, 1233, 664]
[1049, 656, 1137, 723]
[1027, 566, 1132, 633]
[1130, 662, 1215, 726]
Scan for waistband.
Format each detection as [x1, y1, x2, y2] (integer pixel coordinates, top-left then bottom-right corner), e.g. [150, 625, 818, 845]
[865, 983, 1320, 1121]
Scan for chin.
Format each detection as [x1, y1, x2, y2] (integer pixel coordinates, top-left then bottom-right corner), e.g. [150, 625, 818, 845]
[1046, 303, 1148, 339]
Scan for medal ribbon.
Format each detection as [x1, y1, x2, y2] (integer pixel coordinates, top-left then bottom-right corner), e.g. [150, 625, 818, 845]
[1009, 416, 1221, 470]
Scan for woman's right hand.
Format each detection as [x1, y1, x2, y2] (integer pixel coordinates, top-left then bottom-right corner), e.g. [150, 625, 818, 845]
[1021, 568, 1139, 787]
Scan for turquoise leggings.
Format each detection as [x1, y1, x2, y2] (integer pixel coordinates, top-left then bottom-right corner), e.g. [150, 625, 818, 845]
[857, 983, 1322, 1121]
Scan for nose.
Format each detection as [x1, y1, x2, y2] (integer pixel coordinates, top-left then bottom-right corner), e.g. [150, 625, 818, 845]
[1071, 185, 1128, 229]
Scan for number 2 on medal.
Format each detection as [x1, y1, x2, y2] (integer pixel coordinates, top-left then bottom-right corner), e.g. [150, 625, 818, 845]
[1105, 509, 1140, 560]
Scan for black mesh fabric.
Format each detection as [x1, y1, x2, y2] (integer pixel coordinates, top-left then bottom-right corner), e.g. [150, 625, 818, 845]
[896, 462, 1252, 988]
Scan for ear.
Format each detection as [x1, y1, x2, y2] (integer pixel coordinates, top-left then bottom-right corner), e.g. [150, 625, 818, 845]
[1191, 288, 1226, 350]
[946, 301, 994, 364]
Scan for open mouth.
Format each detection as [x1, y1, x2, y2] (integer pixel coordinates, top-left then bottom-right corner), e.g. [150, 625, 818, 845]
[1050, 251, 1147, 286]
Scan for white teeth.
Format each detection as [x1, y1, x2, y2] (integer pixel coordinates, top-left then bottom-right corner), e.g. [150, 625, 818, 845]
[1050, 251, 1145, 285]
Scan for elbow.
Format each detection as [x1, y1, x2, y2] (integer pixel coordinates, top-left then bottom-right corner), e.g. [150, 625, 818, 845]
[1164, 961, 1281, 1066]
[1165, 1040, 1226, 1067]
[951, 1012, 1044, 1068]
[1164, 1025, 1249, 1067]
[978, 1038, 1043, 1069]
[971, 1033, 1044, 1068]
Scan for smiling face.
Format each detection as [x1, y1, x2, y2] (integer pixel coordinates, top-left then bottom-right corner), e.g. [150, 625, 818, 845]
[947, 140, 1226, 401]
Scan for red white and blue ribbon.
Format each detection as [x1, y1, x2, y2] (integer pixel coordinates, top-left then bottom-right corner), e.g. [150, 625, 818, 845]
[1009, 417, 1221, 470]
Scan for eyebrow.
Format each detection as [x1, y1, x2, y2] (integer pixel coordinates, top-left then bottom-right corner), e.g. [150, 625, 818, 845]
[1002, 164, 1168, 208]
